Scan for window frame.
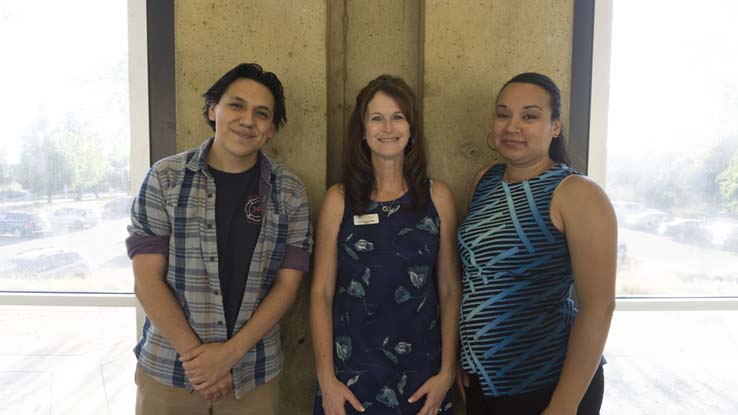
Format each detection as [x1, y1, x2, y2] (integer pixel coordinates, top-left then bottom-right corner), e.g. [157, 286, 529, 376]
[571, 0, 738, 310]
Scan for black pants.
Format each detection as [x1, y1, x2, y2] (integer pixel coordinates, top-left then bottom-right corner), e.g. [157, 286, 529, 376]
[466, 365, 604, 415]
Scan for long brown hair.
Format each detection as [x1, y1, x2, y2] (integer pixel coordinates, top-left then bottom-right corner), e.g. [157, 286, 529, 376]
[342, 75, 430, 214]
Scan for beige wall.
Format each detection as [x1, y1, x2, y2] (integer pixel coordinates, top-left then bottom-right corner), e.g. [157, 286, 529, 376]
[424, 0, 573, 212]
[173, 1, 573, 413]
[175, 0, 327, 213]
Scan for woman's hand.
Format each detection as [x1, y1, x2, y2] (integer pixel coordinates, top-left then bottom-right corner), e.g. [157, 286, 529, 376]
[540, 405, 576, 415]
[319, 376, 365, 415]
[408, 371, 454, 415]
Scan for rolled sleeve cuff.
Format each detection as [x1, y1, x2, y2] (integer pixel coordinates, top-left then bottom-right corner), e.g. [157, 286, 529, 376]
[126, 235, 169, 258]
[279, 245, 310, 272]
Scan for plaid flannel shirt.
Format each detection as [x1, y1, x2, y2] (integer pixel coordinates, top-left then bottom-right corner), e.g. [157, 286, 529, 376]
[126, 138, 312, 398]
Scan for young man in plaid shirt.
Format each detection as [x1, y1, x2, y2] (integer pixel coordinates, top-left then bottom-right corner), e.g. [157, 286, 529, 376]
[127, 63, 312, 414]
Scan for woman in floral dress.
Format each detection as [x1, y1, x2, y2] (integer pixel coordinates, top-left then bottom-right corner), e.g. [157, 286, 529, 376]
[310, 75, 461, 415]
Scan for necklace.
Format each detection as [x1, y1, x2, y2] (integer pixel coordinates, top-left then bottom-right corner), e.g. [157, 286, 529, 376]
[379, 198, 401, 217]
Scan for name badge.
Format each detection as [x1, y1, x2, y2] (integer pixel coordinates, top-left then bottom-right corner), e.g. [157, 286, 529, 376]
[353, 213, 379, 225]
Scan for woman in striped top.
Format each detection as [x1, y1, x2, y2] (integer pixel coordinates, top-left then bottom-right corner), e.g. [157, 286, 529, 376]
[456, 73, 617, 415]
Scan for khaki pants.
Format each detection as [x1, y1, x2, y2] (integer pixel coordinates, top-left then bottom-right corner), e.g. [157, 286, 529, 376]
[135, 365, 280, 415]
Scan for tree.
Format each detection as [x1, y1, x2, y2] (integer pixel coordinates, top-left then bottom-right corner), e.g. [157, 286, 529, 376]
[56, 119, 106, 199]
[698, 137, 738, 205]
[718, 152, 738, 215]
[104, 152, 130, 193]
[17, 129, 73, 203]
[0, 152, 10, 186]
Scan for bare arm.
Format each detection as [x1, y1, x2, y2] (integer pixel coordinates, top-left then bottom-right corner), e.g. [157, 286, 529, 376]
[129, 165, 203, 356]
[467, 165, 494, 206]
[233, 267, 303, 352]
[309, 185, 364, 415]
[134, 254, 236, 400]
[433, 182, 462, 381]
[545, 175, 617, 414]
[310, 185, 343, 384]
[127, 165, 233, 399]
[181, 272, 304, 389]
[409, 181, 462, 415]
[132, 253, 202, 354]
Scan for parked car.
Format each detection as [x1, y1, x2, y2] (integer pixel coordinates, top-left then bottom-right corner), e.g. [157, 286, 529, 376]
[612, 201, 644, 223]
[706, 219, 738, 252]
[658, 218, 707, 242]
[0, 247, 91, 279]
[50, 207, 100, 230]
[102, 196, 133, 219]
[624, 209, 670, 232]
[0, 211, 51, 238]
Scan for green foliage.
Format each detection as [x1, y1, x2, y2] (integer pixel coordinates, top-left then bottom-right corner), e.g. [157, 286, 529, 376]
[607, 136, 738, 217]
[56, 120, 107, 199]
[718, 152, 738, 215]
[17, 123, 73, 203]
[104, 152, 130, 193]
[15, 117, 108, 202]
[0, 152, 10, 185]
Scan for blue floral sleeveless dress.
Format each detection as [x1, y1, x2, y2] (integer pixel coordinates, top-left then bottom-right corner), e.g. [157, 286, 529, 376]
[313, 191, 453, 414]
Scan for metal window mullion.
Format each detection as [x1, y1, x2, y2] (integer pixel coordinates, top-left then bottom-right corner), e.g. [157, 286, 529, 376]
[615, 297, 738, 311]
[0, 292, 137, 307]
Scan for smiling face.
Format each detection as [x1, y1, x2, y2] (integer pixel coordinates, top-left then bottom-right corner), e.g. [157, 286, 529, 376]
[363, 91, 411, 161]
[208, 78, 276, 171]
[492, 82, 561, 167]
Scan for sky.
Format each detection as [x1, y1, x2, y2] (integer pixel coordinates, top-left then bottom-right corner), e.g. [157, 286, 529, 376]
[607, 0, 738, 158]
[0, 0, 129, 163]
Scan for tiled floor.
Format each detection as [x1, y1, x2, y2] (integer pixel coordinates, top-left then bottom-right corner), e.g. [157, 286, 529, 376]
[601, 311, 738, 414]
[0, 306, 136, 415]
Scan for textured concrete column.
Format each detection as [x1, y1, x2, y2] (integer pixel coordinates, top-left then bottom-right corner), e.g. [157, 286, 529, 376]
[327, 0, 422, 186]
[175, 0, 327, 211]
[423, 0, 574, 214]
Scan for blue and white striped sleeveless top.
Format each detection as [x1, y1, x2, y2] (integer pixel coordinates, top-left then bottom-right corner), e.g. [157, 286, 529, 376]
[457, 163, 579, 397]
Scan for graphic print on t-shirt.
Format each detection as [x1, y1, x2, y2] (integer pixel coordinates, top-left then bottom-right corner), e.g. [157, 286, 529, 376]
[245, 194, 261, 224]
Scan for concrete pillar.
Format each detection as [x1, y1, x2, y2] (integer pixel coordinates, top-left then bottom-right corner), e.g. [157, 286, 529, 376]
[327, 0, 422, 186]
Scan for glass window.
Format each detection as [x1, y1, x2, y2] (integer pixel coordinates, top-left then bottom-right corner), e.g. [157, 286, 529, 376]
[603, 0, 738, 296]
[0, 0, 132, 292]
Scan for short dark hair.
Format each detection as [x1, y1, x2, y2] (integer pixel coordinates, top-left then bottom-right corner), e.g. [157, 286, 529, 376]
[343, 74, 430, 214]
[498, 72, 570, 165]
[202, 63, 287, 131]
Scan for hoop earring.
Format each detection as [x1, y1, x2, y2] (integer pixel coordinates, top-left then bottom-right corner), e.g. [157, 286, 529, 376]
[486, 131, 498, 152]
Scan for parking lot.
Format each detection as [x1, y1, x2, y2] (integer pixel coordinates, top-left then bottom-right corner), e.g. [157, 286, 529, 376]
[0, 196, 132, 292]
[618, 227, 738, 295]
